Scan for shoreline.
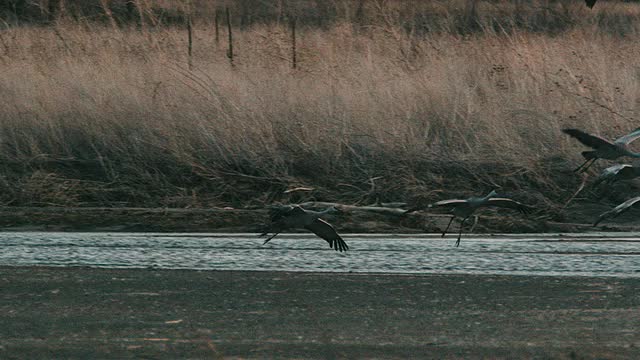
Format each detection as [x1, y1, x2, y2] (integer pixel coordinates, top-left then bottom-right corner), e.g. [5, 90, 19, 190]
[0, 205, 635, 233]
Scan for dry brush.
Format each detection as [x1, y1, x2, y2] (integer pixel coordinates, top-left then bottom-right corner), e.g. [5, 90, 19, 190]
[0, 1, 638, 222]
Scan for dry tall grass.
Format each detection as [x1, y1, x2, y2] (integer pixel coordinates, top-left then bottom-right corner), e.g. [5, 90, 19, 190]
[1, 1, 640, 212]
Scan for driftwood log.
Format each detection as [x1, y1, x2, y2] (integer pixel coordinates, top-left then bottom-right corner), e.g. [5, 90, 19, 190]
[297, 202, 407, 217]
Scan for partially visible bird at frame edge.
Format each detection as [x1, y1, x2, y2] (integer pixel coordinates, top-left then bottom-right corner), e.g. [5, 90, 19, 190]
[592, 163, 640, 187]
[564, 163, 640, 208]
[586, 0, 597, 8]
[404, 190, 534, 247]
[562, 127, 640, 173]
[593, 196, 640, 227]
[260, 204, 349, 252]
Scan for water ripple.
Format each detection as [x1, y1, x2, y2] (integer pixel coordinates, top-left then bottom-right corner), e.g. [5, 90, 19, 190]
[0, 232, 639, 277]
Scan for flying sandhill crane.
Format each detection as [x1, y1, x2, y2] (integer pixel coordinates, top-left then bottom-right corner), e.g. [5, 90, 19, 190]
[260, 205, 349, 252]
[562, 127, 640, 173]
[405, 190, 533, 247]
[586, 0, 597, 8]
[593, 164, 640, 187]
[593, 196, 640, 226]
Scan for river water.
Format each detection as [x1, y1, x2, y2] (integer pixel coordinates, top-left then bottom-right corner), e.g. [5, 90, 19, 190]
[1, 232, 639, 277]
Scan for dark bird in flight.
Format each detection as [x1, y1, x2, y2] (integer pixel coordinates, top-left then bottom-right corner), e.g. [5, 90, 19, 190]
[593, 196, 640, 226]
[260, 205, 348, 252]
[405, 190, 533, 247]
[562, 127, 640, 173]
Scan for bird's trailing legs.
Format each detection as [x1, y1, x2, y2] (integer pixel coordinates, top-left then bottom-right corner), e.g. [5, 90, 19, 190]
[455, 217, 469, 247]
[469, 215, 479, 233]
[573, 158, 591, 173]
[563, 174, 588, 209]
[580, 158, 597, 173]
[263, 232, 280, 245]
[442, 216, 455, 237]
[574, 158, 596, 173]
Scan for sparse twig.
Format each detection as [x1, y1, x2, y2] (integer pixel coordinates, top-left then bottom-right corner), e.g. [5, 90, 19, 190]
[187, 16, 193, 69]
[226, 7, 233, 66]
[290, 16, 296, 69]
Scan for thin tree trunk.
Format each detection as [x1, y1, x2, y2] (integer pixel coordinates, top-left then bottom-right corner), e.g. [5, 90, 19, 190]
[290, 17, 297, 69]
[187, 17, 193, 69]
[226, 7, 233, 66]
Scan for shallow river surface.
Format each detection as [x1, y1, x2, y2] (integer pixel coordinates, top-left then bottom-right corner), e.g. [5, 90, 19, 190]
[1, 232, 640, 277]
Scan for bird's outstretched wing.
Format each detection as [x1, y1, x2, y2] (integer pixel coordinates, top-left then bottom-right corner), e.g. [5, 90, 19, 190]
[616, 165, 640, 180]
[484, 198, 533, 214]
[430, 199, 467, 208]
[268, 204, 303, 221]
[404, 199, 469, 214]
[614, 128, 640, 145]
[593, 164, 640, 187]
[585, 0, 596, 8]
[260, 205, 304, 236]
[403, 204, 427, 214]
[305, 219, 349, 252]
[594, 196, 640, 226]
[562, 128, 613, 149]
[593, 164, 631, 186]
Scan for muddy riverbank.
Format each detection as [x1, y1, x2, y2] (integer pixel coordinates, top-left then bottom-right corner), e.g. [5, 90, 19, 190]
[1, 267, 639, 359]
[0, 204, 635, 233]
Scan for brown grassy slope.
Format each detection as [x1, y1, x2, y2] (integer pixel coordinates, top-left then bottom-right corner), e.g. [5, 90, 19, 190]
[0, 1, 639, 225]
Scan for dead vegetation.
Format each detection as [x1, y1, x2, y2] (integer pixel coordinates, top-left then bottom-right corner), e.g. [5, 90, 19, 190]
[0, 0, 639, 225]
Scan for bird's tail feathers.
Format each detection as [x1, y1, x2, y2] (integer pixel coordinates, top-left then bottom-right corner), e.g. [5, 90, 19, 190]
[258, 225, 270, 237]
[591, 176, 606, 187]
[519, 205, 534, 215]
[403, 205, 426, 215]
[582, 151, 598, 160]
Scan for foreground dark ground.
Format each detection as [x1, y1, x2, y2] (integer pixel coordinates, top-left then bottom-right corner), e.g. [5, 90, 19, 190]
[1, 267, 639, 359]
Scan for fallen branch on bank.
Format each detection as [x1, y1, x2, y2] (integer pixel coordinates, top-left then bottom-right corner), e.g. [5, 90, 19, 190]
[297, 201, 408, 217]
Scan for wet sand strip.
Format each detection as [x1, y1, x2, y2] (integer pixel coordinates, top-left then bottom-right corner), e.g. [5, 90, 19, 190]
[1, 267, 639, 359]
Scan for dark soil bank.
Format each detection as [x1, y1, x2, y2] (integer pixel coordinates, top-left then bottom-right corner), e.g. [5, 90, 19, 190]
[0, 204, 635, 233]
[1, 267, 640, 359]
